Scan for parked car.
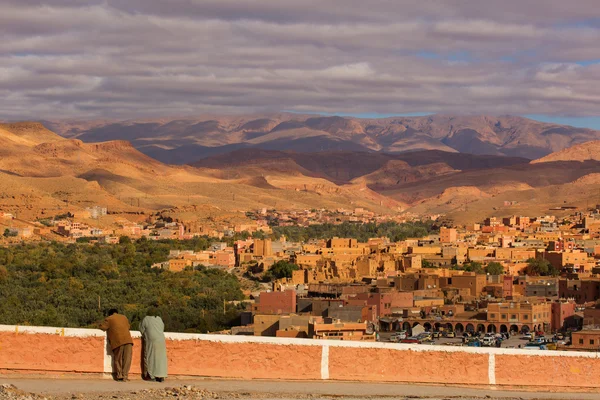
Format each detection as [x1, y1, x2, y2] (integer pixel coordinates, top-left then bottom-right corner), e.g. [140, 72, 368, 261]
[432, 331, 441, 339]
[522, 333, 533, 340]
[390, 331, 408, 342]
[524, 343, 548, 350]
[555, 333, 564, 340]
[481, 336, 496, 347]
[444, 331, 455, 338]
[417, 332, 432, 341]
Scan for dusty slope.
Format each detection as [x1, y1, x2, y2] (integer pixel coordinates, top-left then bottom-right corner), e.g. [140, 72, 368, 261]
[0, 123, 402, 220]
[44, 114, 600, 164]
[531, 140, 600, 163]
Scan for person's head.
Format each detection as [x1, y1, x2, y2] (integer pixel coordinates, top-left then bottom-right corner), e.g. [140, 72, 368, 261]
[108, 308, 119, 316]
[146, 306, 160, 317]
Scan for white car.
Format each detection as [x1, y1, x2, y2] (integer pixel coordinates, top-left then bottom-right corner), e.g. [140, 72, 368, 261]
[390, 331, 408, 342]
[522, 333, 533, 340]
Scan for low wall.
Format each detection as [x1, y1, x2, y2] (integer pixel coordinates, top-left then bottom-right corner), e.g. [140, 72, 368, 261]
[1, 325, 599, 388]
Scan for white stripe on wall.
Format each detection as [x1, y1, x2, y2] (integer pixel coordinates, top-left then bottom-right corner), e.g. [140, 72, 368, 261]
[103, 335, 113, 377]
[320, 345, 329, 380]
[488, 353, 496, 385]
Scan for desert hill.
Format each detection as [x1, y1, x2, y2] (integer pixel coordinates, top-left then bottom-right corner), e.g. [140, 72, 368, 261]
[192, 142, 600, 224]
[0, 122, 401, 222]
[531, 140, 600, 164]
[42, 114, 600, 164]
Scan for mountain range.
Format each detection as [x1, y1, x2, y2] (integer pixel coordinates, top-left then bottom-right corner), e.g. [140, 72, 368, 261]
[42, 114, 600, 164]
[3, 116, 600, 225]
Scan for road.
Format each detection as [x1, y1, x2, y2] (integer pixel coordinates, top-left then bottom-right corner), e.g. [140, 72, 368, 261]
[379, 331, 562, 349]
[2, 377, 600, 400]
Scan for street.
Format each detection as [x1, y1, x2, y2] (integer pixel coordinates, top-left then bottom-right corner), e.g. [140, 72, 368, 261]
[378, 331, 563, 349]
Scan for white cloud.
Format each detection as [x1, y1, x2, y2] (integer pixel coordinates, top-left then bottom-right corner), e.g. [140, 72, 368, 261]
[1, 1, 600, 119]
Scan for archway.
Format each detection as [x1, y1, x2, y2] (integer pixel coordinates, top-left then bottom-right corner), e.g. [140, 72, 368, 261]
[455, 323, 465, 333]
[412, 322, 421, 328]
[424, 322, 432, 332]
[510, 324, 519, 334]
[500, 324, 508, 333]
[476, 324, 485, 333]
[487, 324, 496, 333]
[434, 322, 442, 331]
[466, 323, 475, 333]
[521, 325, 530, 333]
[446, 323, 454, 331]
[403, 322, 411, 332]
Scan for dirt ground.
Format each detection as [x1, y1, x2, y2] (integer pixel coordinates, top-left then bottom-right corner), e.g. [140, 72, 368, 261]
[2, 378, 600, 400]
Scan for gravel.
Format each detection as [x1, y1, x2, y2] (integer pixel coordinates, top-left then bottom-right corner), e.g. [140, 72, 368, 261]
[0, 383, 577, 400]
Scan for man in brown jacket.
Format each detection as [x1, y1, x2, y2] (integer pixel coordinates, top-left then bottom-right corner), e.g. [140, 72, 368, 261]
[100, 309, 134, 381]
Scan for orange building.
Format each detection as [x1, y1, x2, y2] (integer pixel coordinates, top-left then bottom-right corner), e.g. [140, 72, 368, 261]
[487, 301, 551, 332]
[312, 322, 375, 341]
[439, 227, 457, 244]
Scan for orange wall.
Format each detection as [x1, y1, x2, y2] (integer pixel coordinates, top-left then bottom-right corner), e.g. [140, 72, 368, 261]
[1, 325, 600, 390]
[0, 331, 104, 373]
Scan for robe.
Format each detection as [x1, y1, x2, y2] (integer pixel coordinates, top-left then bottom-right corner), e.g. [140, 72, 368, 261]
[139, 316, 168, 379]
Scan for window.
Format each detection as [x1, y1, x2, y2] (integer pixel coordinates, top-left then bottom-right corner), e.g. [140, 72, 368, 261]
[579, 339, 584, 345]
[523, 315, 529, 320]
[591, 339, 595, 345]
[501, 314, 507, 319]
[490, 314, 496, 318]
[511, 314, 517, 319]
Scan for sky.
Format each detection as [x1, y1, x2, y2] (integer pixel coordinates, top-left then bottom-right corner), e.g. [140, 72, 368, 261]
[2, 1, 600, 128]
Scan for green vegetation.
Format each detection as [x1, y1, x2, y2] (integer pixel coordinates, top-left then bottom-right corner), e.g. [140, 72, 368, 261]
[272, 221, 437, 242]
[3, 229, 17, 238]
[462, 261, 483, 274]
[0, 238, 244, 333]
[486, 262, 505, 275]
[422, 260, 436, 269]
[265, 260, 299, 280]
[525, 257, 560, 276]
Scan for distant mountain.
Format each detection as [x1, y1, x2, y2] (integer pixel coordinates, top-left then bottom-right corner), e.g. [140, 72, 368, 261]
[192, 149, 529, 185]
[42, 114, 600, 164]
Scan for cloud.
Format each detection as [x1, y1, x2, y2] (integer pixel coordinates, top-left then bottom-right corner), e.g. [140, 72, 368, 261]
[1, 1, 600, 119]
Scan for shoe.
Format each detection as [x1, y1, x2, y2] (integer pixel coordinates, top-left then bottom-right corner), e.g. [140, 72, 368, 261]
[156, 378, 164, 383]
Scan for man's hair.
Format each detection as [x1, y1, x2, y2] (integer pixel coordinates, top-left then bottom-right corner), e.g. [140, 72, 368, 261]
[108, 308, 118, 316]
[146, 306, 160, 317]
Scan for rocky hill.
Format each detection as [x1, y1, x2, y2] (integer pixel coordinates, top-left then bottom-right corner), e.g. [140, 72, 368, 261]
[0, 123, 402, 221]
[43, 114, 600, 164]
[531, 140, 600, 164]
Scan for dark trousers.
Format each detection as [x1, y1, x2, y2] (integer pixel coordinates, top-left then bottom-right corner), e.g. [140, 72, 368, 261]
[113, 343, 133, 380]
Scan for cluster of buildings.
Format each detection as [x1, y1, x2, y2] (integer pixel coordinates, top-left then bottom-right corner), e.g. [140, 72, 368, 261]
[230, 211, 600, 349]
[152, 244, 236, 271]
[246, 207, 406, 228]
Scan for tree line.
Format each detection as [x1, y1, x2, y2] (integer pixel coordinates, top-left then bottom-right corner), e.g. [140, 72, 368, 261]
[0, 238, 244, 333]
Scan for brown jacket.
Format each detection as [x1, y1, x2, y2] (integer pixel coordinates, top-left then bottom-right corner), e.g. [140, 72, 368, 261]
[99, 313, 134, 350]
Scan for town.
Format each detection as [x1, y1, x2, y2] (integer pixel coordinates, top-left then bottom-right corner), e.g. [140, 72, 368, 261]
[228, 211, 600, 351]
[4, 205, 600, 351]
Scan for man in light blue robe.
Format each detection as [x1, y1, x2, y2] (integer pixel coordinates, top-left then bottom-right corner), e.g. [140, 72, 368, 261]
[140, 313, 168, 382]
